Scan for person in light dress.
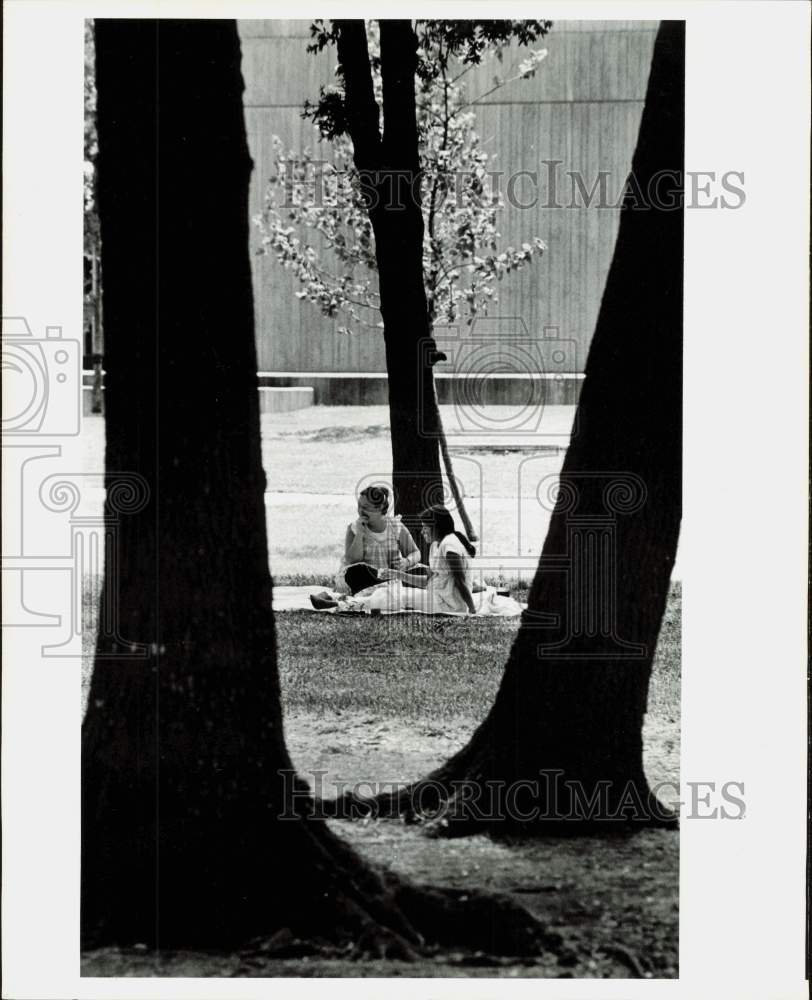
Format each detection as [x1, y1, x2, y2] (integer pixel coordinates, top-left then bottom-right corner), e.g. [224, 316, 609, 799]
[377, 504, 477, 615]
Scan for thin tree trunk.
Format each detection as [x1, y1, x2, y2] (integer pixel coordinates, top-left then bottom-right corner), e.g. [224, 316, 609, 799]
[330, 20, 685, 833]
[335, 20, 479, 541]
[82, 18, 556, 955]
[336, 20, 442, 530]
[429, 322, 478, 541]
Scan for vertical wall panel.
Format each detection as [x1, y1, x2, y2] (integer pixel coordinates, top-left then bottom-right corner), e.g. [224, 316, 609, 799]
[238, 20, 658, 375]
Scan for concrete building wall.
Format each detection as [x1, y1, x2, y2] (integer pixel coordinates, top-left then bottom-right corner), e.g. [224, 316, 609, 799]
[239, 20, 657, 399]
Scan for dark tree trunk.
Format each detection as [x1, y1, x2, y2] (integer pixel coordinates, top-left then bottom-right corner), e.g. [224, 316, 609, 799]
[82, 18, 556, 957]
[336, 20, 442, 529]
[331, 21, 685, 833]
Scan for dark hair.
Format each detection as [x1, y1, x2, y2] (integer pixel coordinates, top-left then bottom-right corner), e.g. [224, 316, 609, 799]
[419, 505, 476, 557]
[359, 484, 390, 514]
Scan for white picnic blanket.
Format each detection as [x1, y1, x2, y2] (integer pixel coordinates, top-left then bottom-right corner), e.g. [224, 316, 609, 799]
[272, 585, 334, 612]
[271, 583, 524, 617]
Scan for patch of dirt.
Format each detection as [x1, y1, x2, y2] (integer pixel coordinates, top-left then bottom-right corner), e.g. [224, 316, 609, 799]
[82, 711, 678, 979]
[459, 445, 567, 456]
[284, 712, 679, 809]
[278, 424, 389, 442]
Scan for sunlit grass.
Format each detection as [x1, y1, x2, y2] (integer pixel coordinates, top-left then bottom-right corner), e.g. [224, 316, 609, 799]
[274, 582, 680, 724]
[83, 577, 680, 726]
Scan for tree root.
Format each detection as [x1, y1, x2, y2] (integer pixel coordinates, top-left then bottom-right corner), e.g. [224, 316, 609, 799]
[82, 799, 560, 966]
[235, 881, 562, 967]
[390, 880, 563, 958]
[322, 762, 679, 836]
[601, 944, 648, 978]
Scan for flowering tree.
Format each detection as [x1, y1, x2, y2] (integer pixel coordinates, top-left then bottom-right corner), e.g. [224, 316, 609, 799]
[84, 22, 98, 255]
[256, 22, 549, 337]
[256, 21, 551, 526]
[84, 21, 102, 386]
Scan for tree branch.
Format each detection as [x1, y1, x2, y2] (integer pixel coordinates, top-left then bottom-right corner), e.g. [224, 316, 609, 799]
[426, 39, 450, 325]
[335, 21, 382, 171]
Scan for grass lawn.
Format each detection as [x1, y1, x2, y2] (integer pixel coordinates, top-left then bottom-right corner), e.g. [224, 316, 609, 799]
[81, 583, 680, 979]
[83, 407, 683, 581]
[81, 409, 571, 581]
[81, 406, 680, 978]
[276, 582, 681, 722]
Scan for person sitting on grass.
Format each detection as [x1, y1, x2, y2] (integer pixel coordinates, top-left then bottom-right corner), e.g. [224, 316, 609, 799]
[309, 501, 520, 616]
[379, 504, 478, 616]
[309, 485, 425, 609]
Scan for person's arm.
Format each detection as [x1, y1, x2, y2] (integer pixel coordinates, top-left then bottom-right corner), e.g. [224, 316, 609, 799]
[446, 551, 476, 614]
[344, 522, 365, 564]
[400, 567, 431, 588]
[378, 565, 431, 587]
[395, 523, 421, 570]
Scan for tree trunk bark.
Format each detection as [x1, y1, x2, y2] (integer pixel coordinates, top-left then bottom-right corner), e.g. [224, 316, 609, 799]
[372, 206, 442, 526]
[330, 20, 685, 834]
[336, 20, 442, 531]
[82, 18, 556, 956]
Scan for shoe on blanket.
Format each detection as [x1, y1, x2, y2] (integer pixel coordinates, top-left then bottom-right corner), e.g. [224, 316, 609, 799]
[309, 593, 338, 610]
